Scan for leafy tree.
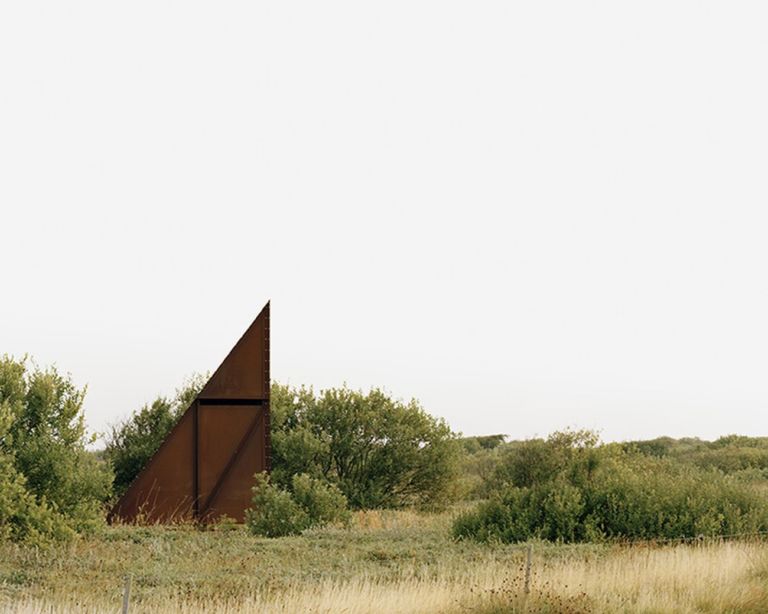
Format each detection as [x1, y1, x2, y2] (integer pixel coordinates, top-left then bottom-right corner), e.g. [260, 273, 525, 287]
[0, 355, 111, 539]
[271, 384, 462, 509]
[461, 434, 506, 455]
[105, 373, 207, 496]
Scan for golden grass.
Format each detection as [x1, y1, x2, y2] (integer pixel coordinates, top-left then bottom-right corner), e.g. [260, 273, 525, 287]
[469, 540, 768, 614]
[2, 511, 767, 613]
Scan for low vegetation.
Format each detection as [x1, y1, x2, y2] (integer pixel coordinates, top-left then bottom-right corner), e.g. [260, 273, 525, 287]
[245, 472, 349, 537]
[4, 355, 768, 612]
[454, 429, 768, 543]
[1, 509, 768, 613]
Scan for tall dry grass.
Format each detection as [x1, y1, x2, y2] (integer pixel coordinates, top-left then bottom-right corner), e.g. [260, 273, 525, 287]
[5, 539, 767, 613]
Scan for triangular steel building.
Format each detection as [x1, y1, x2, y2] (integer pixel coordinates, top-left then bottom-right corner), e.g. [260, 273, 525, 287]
[110, 302, 270, 523]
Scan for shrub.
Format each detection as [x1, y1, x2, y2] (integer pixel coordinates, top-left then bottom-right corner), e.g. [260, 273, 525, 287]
[454, 432, 768, 544]
[271, 384, 462, 509]
[457, 445, 504, 500]
[291, 473, 350, 526]
[625, 435, 768, 475]
[246, 473, 310, 537]
[0, 356, 112, 541]
[461, 434, 506, 455]
[584, 455, 768, 539]
[246, 472, 349, 537]
[492, 429, 601, 489]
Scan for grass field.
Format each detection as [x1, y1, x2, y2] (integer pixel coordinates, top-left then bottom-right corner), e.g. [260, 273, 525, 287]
[1, 509, 767, 613]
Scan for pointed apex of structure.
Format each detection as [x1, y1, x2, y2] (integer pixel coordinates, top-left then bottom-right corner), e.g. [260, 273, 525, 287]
[199, 301, 270, 400]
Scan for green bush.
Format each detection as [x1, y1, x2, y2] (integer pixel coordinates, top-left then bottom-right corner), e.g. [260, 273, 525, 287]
[0, 356, 112, 541]
[246, 472, 348, 537]
[271, 384, 462, 509]
[454, 431, 768, 544]
[492, 429, 601, 489]
[0, 433, 73, 544]
[583, 456, 768, 539]
[291, 473, 350, 526]
[461, 434, 506, 455]
[624, 435, 768, 476]
[246, 473, 310, 537]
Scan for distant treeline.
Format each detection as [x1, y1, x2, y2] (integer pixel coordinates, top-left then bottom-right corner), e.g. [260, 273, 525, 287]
[623, 435, 768, 473]
[459, 433, 768, 494]
[456, 430, 768, 544]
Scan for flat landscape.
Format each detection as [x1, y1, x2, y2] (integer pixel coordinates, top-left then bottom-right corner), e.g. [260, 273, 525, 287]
[2, 509, 768, 614]
[5, 0, 768, 611]
[4, 365, 768, 613]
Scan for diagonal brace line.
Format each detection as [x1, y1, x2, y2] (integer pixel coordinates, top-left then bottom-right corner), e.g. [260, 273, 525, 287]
[198, 407, 264, 518]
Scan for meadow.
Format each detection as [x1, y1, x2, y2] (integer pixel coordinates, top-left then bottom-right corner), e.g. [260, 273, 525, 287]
[4, 365, 768, 613]
[2, 509, 768, 613]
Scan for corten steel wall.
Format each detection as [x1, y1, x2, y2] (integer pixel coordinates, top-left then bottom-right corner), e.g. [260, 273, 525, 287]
[109, 302, 271, 524]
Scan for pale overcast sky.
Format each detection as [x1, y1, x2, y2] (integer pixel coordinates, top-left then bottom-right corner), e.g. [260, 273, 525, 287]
[1, 2, 767, 443]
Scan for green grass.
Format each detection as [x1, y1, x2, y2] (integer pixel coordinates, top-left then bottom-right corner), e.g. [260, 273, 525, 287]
[1, 509, 767, 613]
[0, 509, 601, 611]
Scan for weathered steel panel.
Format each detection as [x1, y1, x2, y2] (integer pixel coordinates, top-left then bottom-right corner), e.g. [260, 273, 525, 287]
[198, 403, 266, 522]
[110, 302, 270, 524]
[110, 408, 196, 523]
[205, 412, 267, 521]
[198, 310, 270, 400]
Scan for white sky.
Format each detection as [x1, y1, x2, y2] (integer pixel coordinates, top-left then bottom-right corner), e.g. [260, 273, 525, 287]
[1, 1, 767, 443]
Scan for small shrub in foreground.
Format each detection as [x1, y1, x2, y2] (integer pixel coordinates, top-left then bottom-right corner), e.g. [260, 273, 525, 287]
[246, 473, 309, 537]
[246, 472, 349, 537]
[291, 473, 350, 527]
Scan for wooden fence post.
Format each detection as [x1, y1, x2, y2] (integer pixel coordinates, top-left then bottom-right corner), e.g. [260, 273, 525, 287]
[524, 543, 532, 595]
[122, 574, 132, 614]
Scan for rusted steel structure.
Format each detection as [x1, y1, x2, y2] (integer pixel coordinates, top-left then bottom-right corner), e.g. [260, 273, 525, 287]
[110, 302, 270, 523]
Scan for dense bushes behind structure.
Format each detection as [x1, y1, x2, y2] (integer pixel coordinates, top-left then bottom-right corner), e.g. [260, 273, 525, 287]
[454, 430, 768, 543]
[270, 384, 462, 509]
[104, 380, 462, 512]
